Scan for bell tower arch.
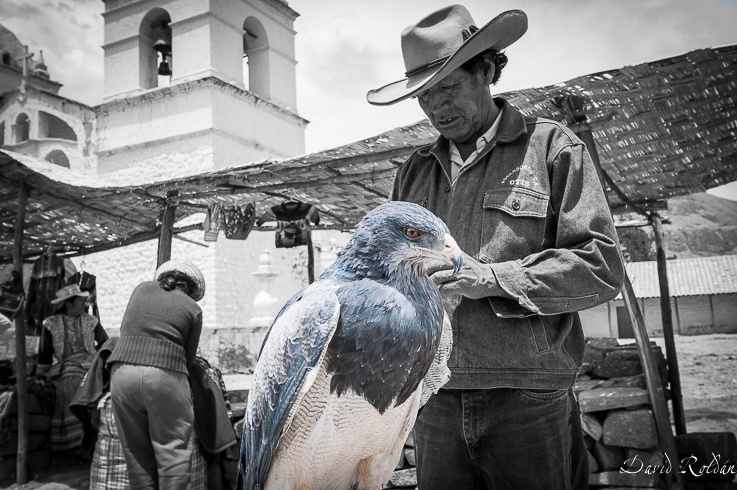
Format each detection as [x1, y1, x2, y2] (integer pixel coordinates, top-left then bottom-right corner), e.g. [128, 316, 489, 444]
[242, 16, 269, 97]
[138, 8, 172, 90]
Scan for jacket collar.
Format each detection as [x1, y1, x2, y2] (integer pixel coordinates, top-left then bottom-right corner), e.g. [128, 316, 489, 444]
[420, 97, 528, 178]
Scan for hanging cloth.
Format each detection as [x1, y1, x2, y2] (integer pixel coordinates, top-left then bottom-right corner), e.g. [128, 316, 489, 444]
[203, 203, 224, 242]
[25, 253, 67, 336]
[223, 202, 256, 240]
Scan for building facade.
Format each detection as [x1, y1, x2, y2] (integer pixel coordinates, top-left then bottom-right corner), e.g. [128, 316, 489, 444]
[580, 255, 737, 338]
[1, 1, 350, 371]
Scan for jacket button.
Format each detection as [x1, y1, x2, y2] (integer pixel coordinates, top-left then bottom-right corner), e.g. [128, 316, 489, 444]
[512, 199, 520, 211]
[444, 186, 451, 193]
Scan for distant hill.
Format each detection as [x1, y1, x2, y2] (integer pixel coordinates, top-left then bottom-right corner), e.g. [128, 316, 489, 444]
[656, 193, 737, 258]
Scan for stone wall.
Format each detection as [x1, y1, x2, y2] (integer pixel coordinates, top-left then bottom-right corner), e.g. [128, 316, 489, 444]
[576, 338, 671, 488]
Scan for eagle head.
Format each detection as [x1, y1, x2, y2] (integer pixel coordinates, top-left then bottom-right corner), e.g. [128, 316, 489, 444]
[341, 201, 462, 279]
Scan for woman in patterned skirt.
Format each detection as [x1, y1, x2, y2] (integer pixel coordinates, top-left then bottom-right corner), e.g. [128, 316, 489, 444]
[38, 284, 109, 453]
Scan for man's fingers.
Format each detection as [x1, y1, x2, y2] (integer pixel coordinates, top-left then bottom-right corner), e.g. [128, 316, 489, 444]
[430, 270, 455, 285]
[427, 262, 455, 276]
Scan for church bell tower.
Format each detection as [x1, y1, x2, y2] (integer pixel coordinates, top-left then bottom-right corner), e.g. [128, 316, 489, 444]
[97, 0, 307, 176]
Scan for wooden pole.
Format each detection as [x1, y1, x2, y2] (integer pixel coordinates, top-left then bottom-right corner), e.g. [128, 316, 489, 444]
[13, 182, 29, 484]
[651, 212, 687, 435]
[573, 117, 683, 488]
[306, 231, 315, 284]
[622, 274, 684, 489]
[157, 191, 178, 267]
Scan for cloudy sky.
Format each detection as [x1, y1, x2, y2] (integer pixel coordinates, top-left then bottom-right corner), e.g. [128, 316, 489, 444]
[2, 0, 736, 198]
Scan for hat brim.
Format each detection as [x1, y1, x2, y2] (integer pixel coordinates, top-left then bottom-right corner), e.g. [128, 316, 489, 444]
[50, 291, 89, 306]
[367, 10, 527, 106]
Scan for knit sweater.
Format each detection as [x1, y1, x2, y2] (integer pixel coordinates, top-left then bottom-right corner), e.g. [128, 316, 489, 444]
[108, 281, 202, 374]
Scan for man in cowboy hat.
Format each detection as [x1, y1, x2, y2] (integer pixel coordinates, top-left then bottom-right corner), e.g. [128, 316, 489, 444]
[369, 5, 624, 489]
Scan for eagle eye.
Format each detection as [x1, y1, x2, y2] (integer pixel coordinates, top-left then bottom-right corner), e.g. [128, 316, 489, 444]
[405, 227, 421, 239]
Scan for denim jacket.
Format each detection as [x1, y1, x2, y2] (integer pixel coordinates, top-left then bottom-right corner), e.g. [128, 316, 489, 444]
[391, 98, 624, 390]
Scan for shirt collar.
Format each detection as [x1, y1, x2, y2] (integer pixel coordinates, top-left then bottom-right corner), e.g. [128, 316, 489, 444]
[449, 106, 504, 181]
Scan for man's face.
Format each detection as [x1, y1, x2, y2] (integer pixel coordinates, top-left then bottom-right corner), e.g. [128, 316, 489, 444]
[416, 66, 494, 145]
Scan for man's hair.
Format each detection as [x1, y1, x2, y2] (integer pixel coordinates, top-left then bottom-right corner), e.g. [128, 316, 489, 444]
[460, 49, 508, 84]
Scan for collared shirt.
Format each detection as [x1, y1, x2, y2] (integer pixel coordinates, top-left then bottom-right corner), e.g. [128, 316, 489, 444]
[449, 107, 503, 183]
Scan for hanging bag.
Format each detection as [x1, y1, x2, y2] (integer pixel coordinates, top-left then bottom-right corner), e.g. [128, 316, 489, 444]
[223, 202, 256, 240]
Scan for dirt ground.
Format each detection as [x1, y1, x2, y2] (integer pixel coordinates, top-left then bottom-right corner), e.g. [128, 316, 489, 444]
[1, 333, 735, 489]
[653, 334, 737, 440]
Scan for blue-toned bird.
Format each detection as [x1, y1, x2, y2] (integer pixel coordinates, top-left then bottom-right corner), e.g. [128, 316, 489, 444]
[238, 201, 462, 490]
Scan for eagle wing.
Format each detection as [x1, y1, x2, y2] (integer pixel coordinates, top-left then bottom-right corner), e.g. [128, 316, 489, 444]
[238, 282, 341, 490]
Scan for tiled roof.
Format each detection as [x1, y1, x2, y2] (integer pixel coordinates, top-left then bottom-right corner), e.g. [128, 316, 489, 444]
[624, 254, 737, 298]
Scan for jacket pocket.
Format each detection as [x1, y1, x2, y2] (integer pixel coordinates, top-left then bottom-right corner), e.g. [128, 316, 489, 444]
[480, 187, 549, 262]
[527, 316, 550, 353]
[483, 187, 548, 218]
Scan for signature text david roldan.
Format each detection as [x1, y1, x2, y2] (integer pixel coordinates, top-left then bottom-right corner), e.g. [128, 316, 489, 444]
[620, 453, 736, 477]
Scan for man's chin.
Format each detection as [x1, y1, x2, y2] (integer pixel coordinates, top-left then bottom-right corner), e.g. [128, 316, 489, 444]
[436, 127, 472, 145]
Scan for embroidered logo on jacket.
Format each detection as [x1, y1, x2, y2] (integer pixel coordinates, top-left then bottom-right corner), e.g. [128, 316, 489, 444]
[501, 164, 542, 189]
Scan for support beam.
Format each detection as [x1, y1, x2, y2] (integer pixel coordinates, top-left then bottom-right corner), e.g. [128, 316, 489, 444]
[571, 109, 684, 488]
[622, 274, 684, 489]
[157, 191, 178, 267]
[651, 212, 687, 435]
[13, 182, 28, 484]
[307, 231, 315, 284]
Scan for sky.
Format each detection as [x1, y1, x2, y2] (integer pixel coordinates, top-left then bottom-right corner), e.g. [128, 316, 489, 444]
[1, 0, 736, 199]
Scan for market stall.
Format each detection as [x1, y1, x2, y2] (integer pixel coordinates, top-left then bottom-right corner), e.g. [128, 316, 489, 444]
[1, 43, 736, 487]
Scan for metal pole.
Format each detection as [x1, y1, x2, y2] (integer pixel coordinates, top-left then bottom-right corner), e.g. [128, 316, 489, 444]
[157, 191, 178, 267]
[13, 182, 29, 484]
[651, 212, 687, 435]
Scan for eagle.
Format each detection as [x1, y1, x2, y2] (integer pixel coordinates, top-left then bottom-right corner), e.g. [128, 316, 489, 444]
[238, 201, 462, 490]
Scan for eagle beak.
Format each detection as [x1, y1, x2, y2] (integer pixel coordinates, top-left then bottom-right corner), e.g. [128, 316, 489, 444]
[444, 234, 463, 276]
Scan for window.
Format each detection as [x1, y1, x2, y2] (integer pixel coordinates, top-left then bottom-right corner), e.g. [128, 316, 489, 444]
[45, 150, 70, 168]
[14, 113, 30, 143]
[39, 111, 77, 141]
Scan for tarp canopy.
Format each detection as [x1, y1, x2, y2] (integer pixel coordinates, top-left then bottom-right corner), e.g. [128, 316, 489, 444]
[1, 44, 736, 263]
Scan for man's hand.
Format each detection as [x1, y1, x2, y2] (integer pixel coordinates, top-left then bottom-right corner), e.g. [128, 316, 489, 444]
[430, 254, 508, 300]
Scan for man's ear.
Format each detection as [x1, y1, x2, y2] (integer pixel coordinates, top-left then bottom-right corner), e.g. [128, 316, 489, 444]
[482, 55, 496, 85]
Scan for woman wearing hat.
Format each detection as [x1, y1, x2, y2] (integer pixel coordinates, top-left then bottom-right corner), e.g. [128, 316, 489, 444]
[108, 260, 205, 490]
[38, 283, 109, 453]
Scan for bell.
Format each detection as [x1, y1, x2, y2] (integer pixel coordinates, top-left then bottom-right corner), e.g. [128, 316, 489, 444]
[153, 24, 172, 55]
[158, 59, 172, 76]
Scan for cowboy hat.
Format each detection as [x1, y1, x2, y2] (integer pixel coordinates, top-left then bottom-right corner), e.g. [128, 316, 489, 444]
[367, 5, 527, 106]
[50, 284, 89, 306]
[154, 260, 206, 302]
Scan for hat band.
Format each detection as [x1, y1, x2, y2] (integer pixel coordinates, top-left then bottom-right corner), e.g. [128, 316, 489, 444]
[403, 24, 479, 78]
[405, 56, 449, 78]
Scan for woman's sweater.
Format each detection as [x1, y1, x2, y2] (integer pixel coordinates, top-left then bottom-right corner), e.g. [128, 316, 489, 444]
[108, 281, 202, 374]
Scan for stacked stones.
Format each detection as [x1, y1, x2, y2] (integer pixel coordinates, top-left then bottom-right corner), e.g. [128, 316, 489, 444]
[384, 431, 418, 489]
[576, 337, 670, 489]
